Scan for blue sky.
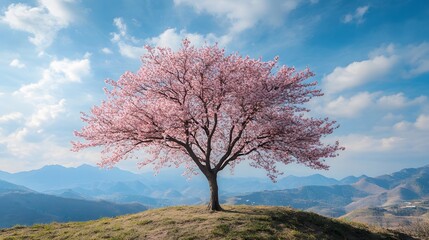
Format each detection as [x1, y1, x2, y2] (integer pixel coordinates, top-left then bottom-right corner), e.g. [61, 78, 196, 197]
[0, 0, 428, 179]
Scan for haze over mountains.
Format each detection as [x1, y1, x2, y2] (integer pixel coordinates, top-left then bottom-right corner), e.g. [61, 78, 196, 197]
[0, 179, 147, 228]
[0, 164, 364, 207]
[1, 164, 428, 228]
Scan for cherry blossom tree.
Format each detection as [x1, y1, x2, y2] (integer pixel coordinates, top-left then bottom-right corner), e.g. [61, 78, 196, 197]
[72, 40, 343, 211]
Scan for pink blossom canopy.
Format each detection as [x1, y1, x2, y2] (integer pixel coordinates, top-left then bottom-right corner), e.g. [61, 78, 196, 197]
[72, 40, 343, 180]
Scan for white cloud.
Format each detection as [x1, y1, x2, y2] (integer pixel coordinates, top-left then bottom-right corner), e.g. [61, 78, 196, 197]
[111, 18, 230, 59]
[320, 90, 426, 119]
[393, 121, 412, 131]
[147, 28, 230, 51]
[394, 114, 429, 132]
[14, 80, 53, 102]
[7, 56, 90, 133]
[174, 0, 300, 34]
[0, 1, 76, 49]
[101, 47, 113, 54]
[110, 1, 303, 59]
[324, 92, 375, 117]
[0, 125, 101, 169]
[340, 134, 402, 152]
[343, 6, 369, 24]
[0, 53, 92, 168]
[116, 42, 147, 59]
[403, 42, 429, 77]
[0, 128, 31, 158]
[113, 17, 127, 37]
[369, 43, 396, 58]
[377, 93, 426, 109]
[415, 114, 429, 130]
[149, 28, 203, 50]
[15, 57, 90, 101]
[382, 113, 403, 122]
[324, 42, 429, 95]
[9, 59, 25, 68]
[26, 99, 66, 128]
[323, 55, 396, 93]
[39, 0, 75, 23]
[309, 108, 429, 167]
[49, 58, 90, 83]
[0, 112, 23, 123]
[385, 115, 429, 155]
[110, 17, 149, 58]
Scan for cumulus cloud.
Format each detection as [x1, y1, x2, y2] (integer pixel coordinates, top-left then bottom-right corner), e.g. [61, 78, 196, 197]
[403, 42, 429, 77]
[0, 0, 76, 49]
[335, 128, 428, 162]
[113, 17, 127, 38]
[115, 42, 147, 59]
[0, 112, 23, 123]
[340, 134, 402, 152]
[371, 42, 429, 78]
[415, 114, 429, 130]
[9, 59, 25, 68]
[323, 55, 396, 93]
[49, 58, 90, 83]
[324, 92, 375, 117]
[0, 53, 92, 170]
[393, 121, 412, 131]
[147, 28, 230, 50]
[5, 56, 90, 144]
[15, 56, 90, 101]
[382, 113, 404, 122]
[384, 114, 429, 155]
[324, 42, 429, 96]
[0, 126, 101, 171]
[111, 18, 230, 59]
[26, 99, 66, 128]
[321, 91, 426, 119]
[336, 127, 429, 178]
[0, 128, 33, 158]
[343, 6, 369, 24]
[377, 93, 426, 109]
[101, 47, 113, 54]
[174, 0, 299, 34]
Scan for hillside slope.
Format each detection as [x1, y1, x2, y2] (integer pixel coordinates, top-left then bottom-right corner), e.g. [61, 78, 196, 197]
[0, 180, 33, 193]
[0, 205, 413, 240]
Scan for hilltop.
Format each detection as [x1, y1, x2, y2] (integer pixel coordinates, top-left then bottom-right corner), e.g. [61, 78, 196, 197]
[0, 205, 413, 240]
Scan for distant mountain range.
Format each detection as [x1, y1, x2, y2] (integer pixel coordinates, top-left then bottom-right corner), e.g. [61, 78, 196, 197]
[1, 164, 428, 228]
[1, 165, 366, 227]
[0, 164, 363, 208]
[230, 164, 429, 226]
[0, 179, 33, 194]
[0, 179, 147, 228]
[0, 164, 142, 191]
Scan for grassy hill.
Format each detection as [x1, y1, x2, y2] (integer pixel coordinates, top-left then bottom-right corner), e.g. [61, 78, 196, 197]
[0, 205, 414, 240]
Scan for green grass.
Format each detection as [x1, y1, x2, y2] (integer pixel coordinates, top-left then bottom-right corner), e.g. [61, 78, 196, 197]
[0, 205, 415, 240]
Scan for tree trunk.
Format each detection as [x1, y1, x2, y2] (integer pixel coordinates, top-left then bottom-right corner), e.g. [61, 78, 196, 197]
[206, 172, 223, 211]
